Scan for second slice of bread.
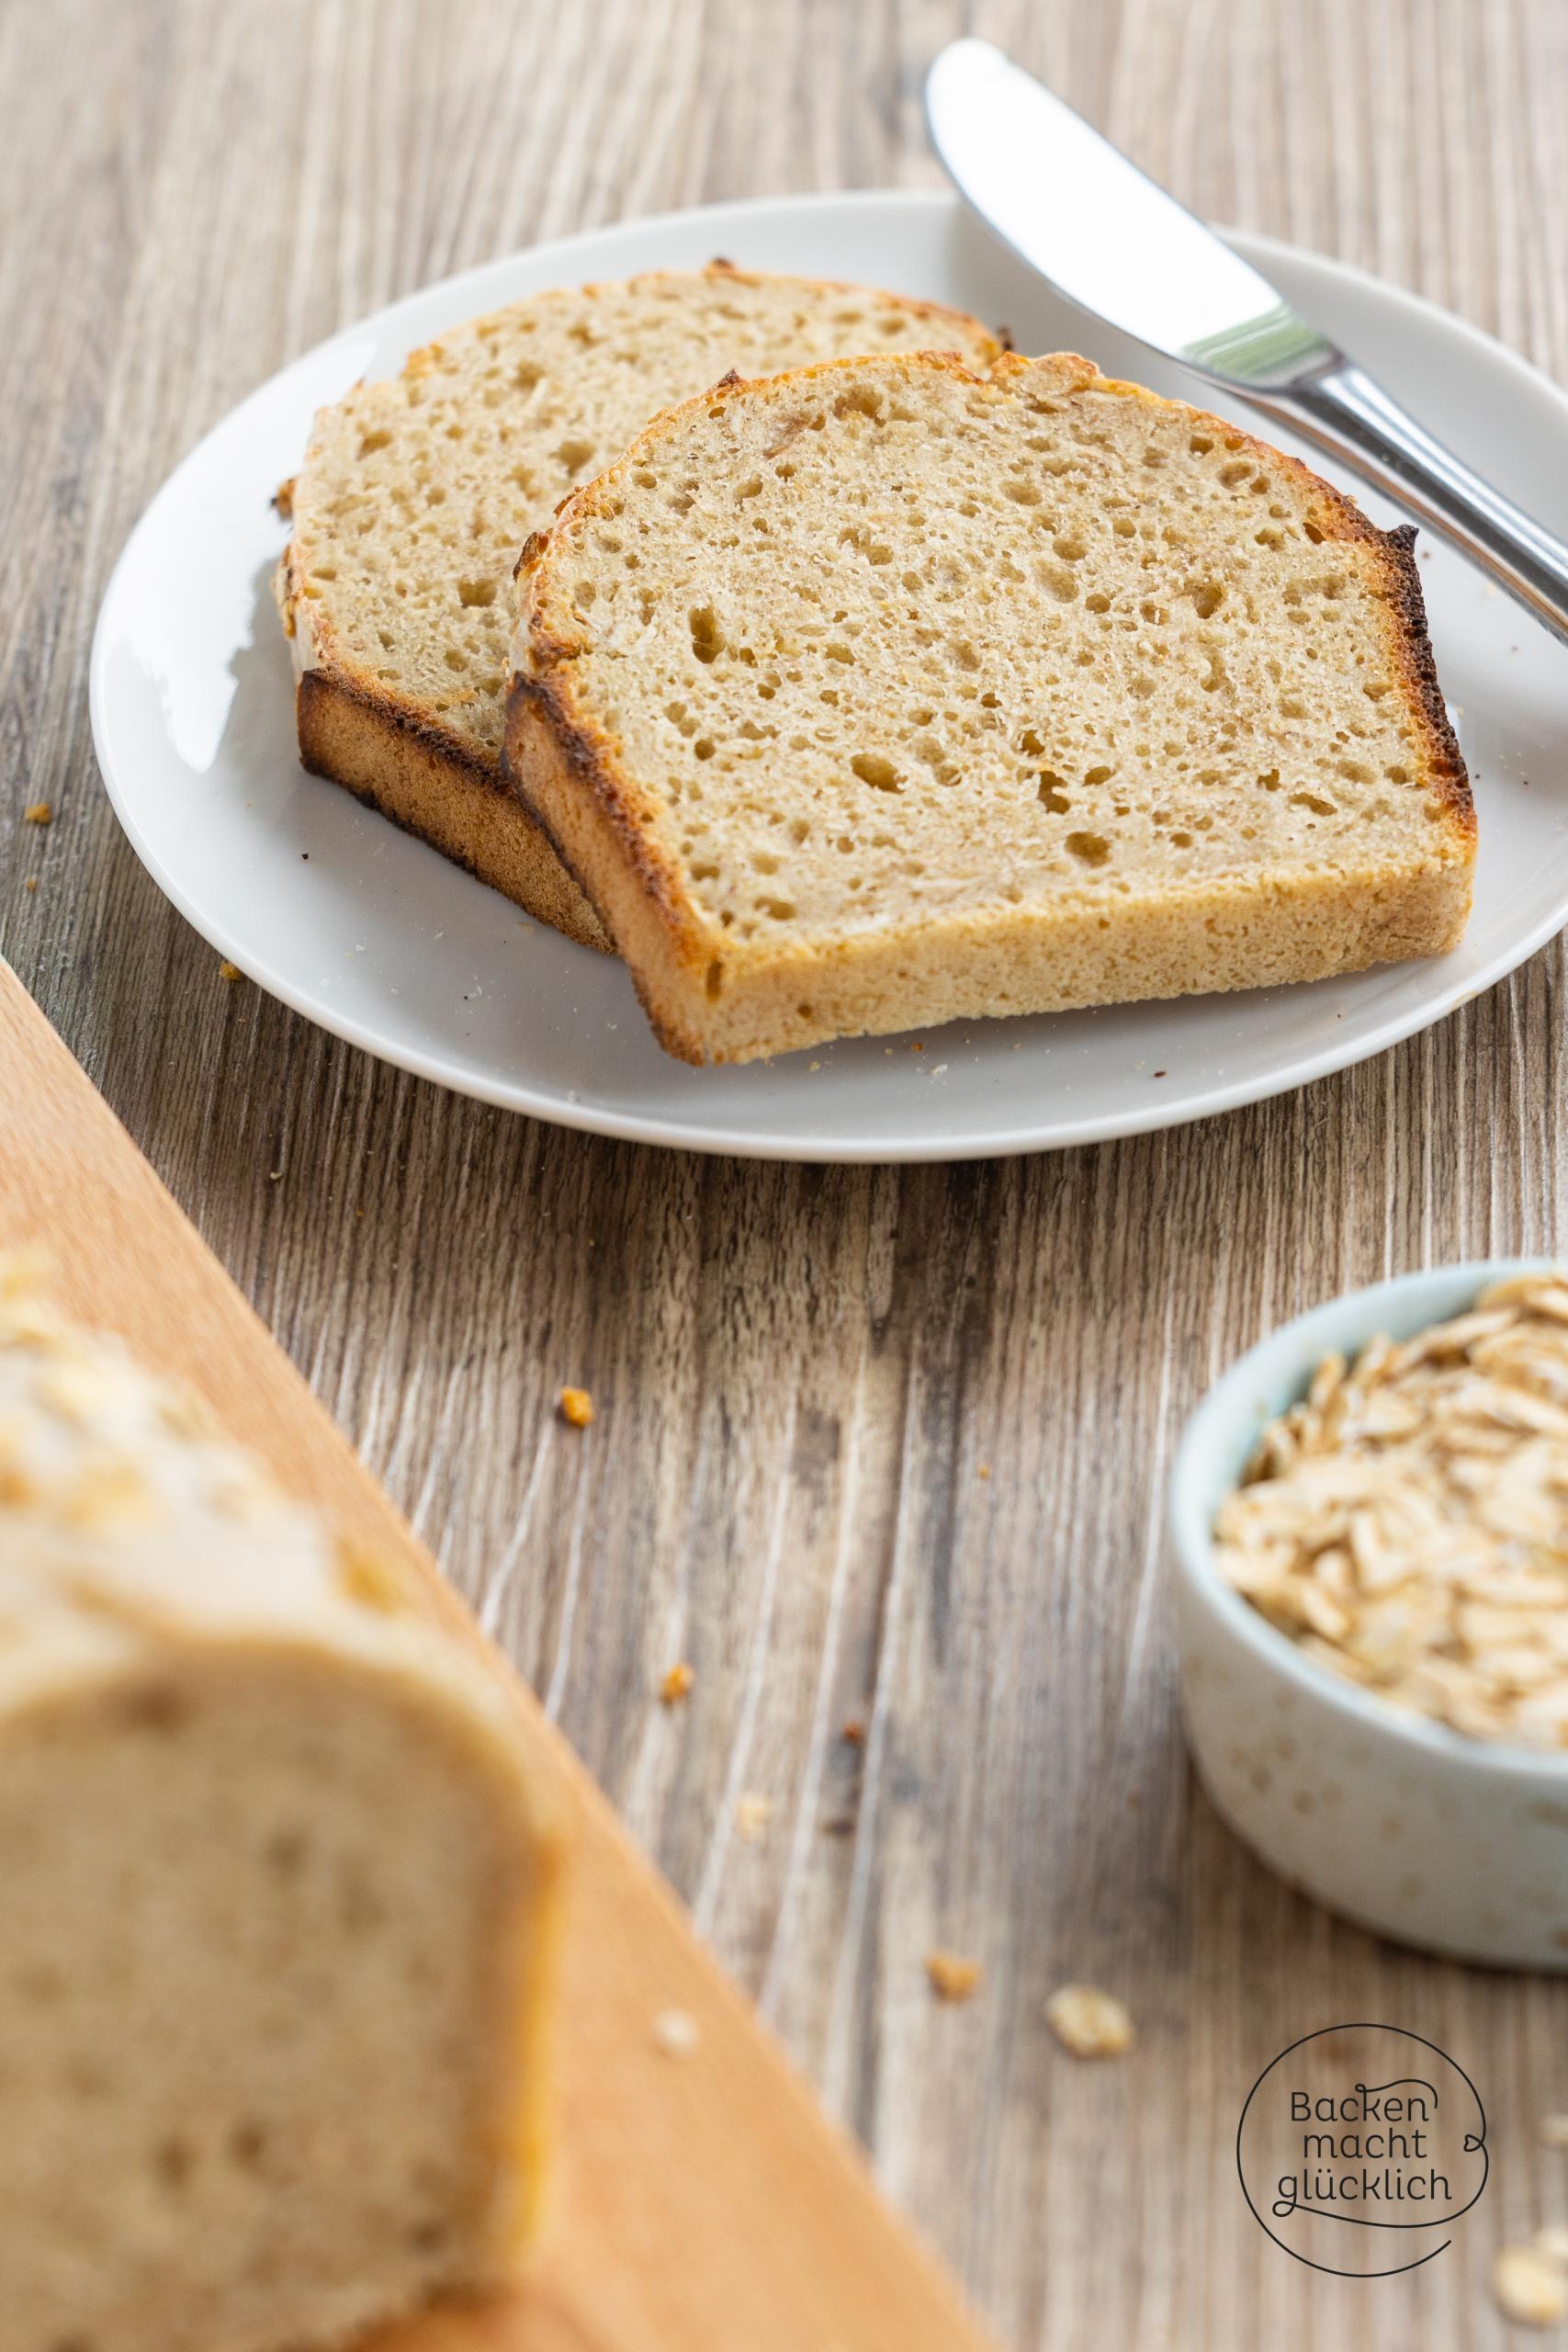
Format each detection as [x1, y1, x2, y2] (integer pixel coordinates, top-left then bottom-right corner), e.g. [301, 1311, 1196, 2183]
[276, 269, 999, 948]
[506, 351, 1473, 1061]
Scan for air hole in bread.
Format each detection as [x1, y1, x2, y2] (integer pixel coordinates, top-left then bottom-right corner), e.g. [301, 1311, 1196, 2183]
[851, 752, 901, 793]
[689, 605, 725, 663]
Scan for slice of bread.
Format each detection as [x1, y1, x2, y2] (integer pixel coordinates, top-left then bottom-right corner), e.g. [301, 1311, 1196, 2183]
[0, 1261, 567, 2352]
[276, 268, 1000, 949]
[505, 350, 1473, 1063]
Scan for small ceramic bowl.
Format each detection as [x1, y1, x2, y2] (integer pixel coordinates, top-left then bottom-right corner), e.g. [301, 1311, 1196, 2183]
[1170, 1258, 1568, 1971]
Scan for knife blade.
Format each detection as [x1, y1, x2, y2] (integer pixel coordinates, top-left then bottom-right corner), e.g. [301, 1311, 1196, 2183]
[926, 38, 1568, 644]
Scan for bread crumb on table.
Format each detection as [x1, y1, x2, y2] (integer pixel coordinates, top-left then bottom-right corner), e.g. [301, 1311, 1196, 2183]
[24, 876, 37, 892]
[23, 802, 51, 825]
[1045, 1984, 1135, 2056]
[840, 1714, 866, 1746]
[651, 2007, 700, 2059]
[926, 1950, 983, 2003]
[558, 1385, 594, 1428]
[659, 1661, 694, 1706]
[219, 960, 242, 981]
[735, 1792, 773, 1842]
[1494, 2243, 1568, 2324]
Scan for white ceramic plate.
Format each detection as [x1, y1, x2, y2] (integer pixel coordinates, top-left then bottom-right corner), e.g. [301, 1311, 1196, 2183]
[91, 192, 1568, 1161]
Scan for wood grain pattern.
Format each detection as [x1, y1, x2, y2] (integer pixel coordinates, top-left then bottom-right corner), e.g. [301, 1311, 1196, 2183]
[3, 3, 1567, 2345]
[0, 958, 993, 2352]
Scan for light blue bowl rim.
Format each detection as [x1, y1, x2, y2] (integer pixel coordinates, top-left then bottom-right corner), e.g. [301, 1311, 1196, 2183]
[1168, 1257, 1568, 1781]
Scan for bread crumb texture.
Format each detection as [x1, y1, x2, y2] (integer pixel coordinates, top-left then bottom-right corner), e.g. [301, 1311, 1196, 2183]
[23, 802, 51, 825]
[282, 271, 998, 772]
[0, 1260, 564, 2352]
[558, 1385, 594, 1428]
[659, 1659, 694, 1706]
[1044, 1984, 1135, 2056]
[514, 350, 1472, 1063]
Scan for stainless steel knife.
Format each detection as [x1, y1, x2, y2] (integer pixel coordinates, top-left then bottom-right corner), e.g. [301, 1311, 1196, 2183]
[926, 37, 1568, 644]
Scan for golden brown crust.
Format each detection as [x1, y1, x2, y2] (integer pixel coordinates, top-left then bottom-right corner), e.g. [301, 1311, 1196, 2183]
[508, 346, 1474, 1062]
[1373, 523, 1474, 838]
[297, 673, 611, 952]
[503, 684, 704, 1056]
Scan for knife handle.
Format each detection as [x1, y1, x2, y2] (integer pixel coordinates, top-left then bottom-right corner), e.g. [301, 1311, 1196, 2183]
[1247, 360, 1568, 646]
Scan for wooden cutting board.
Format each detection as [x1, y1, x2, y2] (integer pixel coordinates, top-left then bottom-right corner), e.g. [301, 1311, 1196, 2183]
[0, 960, 995, 2352]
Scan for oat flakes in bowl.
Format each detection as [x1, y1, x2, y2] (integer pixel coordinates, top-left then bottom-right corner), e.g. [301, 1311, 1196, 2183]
[1170, 1261, 1568, 1969]
[1214, 1272, 1568, 1751]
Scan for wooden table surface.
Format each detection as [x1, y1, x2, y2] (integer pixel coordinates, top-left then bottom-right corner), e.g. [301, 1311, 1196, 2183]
[4, 3, 1567, 2346]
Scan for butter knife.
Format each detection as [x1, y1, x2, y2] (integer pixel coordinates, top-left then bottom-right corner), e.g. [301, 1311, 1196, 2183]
[926, 38, 1568, 645]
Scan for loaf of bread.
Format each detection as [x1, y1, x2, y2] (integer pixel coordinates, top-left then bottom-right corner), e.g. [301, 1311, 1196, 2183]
[0, 1260, 567, 2352]
[506, 349, 1473, 1063]
[275, 267, 999, 947]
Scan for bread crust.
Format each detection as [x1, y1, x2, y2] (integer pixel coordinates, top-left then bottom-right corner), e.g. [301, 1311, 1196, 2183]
[296, 670, 611, 951]
[506, 349, 1473, 1065]
[276, 269, 999, 949]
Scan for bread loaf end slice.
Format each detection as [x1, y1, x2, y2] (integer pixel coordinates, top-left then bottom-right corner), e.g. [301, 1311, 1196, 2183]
[507, 350, 1472, 1062]
[0, 1263, 568, 2352]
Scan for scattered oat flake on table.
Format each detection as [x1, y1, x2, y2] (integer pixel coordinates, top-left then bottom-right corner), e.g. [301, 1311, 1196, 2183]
[651, 2007, 700, 2058]
[1494, 2243, 1568, 2324]
[23, 802, 51, 825]
[735, 1792, 773, 1842]
[926, 1951, 982, 2003]
[558, 1385, 594, 1427]
[1045, 1984, 1134, 2056]
[659, 1661, 694, 1706]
